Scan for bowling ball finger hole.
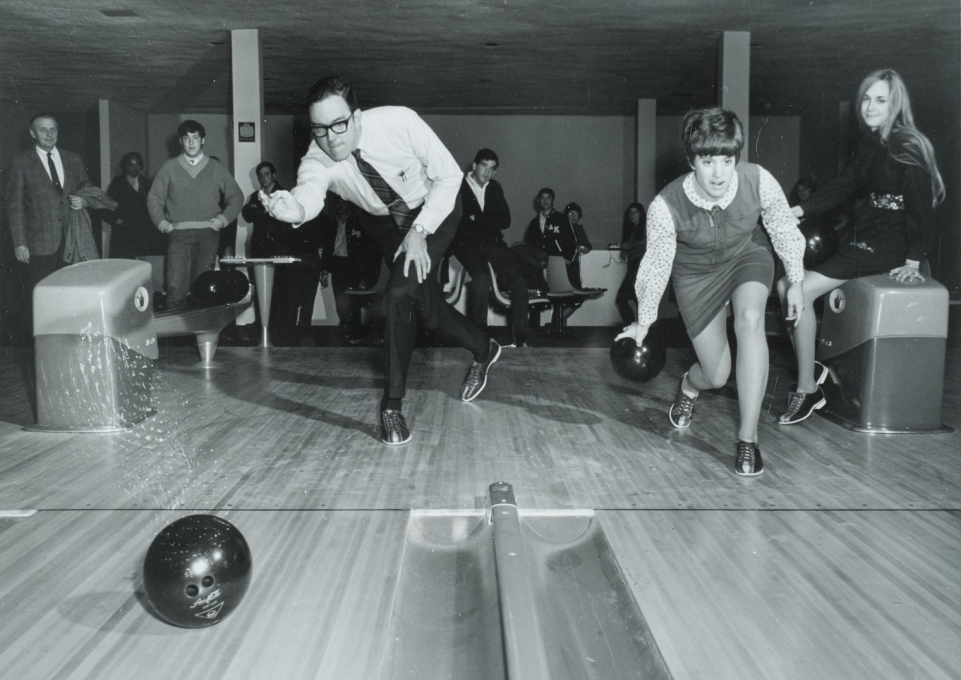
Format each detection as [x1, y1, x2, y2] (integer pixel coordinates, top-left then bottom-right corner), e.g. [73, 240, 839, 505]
[202, 575, 215, 588]
[186, 584, 200, 597]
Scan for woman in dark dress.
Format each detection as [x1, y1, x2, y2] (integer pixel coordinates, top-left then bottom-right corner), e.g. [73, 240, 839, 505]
[776, 69, 945, 426]
[106, 152, 166, 259]
[618, 108, 806, 476]
[614, 202, 647, 324]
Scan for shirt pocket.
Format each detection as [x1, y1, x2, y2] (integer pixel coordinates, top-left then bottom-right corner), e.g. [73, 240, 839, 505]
[397, 161, 422, 185]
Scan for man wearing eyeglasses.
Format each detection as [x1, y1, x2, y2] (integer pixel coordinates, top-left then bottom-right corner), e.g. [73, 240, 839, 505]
[263, 76, 500, 445]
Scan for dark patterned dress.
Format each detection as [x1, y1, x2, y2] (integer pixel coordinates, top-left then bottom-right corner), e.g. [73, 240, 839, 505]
[799, 130, 937, 278]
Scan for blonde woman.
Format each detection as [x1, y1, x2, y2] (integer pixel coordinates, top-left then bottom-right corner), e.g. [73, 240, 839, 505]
[776, 69, 945, 426]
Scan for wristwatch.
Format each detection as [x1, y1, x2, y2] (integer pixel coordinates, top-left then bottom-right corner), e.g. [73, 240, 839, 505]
[412, 224, 428, 235]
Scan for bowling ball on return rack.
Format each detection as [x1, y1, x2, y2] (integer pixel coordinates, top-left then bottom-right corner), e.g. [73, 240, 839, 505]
[190, 270, 249, 306]
[798, 216, 840, 269]
[143, 514, 252, 628]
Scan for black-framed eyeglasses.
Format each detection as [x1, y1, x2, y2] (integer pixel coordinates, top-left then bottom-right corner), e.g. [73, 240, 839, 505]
[310, 112, 354, 138]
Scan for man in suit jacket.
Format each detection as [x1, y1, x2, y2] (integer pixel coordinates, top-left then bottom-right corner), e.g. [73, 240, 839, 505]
[452, 148, 534, 347]
[6, 113, 92, 292]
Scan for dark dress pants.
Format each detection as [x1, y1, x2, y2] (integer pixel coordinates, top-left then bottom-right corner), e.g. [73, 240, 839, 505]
[453, 240, 530, 340]
[359, 205, 489, 400]
[28, 251, 65, 292]
[566, 259, 583, 288]
[25, 242, 65, 335]
[330, 255, 363, 334]
[330, 251, 381, 335]
[279, 260, 320, 327]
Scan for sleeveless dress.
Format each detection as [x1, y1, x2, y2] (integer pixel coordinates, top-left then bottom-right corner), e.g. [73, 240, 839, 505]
[662, 164, 779, 336]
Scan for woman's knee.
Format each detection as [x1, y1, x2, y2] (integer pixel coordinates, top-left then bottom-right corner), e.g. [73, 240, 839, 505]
[699, 361, 731, 389]
[733, 306, 765, 337]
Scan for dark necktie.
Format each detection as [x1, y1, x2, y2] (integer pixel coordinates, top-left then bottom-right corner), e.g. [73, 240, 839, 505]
[352, 150, 415, 231]
[47, 152, 63, 192]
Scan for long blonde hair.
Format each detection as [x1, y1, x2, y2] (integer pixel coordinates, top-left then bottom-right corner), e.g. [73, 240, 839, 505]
[857, 69, 945, 206]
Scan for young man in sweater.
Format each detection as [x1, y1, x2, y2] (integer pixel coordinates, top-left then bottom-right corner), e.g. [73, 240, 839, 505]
[147, 120, 243, 310]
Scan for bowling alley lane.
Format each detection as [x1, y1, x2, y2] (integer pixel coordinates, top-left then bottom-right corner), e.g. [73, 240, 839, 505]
[0, 343, 959, 680]
[0, 347, 958, 513]
[0, 509, 409, 680]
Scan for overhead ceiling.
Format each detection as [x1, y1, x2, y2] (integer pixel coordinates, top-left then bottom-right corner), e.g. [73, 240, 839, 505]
[0, 0, 958, 120]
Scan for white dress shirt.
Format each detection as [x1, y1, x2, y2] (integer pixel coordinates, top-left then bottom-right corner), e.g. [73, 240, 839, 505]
[464, 172, 488, 211]
[291, 106, 462, 234]
[35, 146, 64, 185]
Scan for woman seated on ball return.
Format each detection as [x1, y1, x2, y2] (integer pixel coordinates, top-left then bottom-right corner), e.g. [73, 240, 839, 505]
[775, 69, 945, 427]
[617, 107, 806, 477]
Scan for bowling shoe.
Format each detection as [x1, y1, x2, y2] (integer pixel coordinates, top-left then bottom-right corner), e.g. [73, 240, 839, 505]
[814, 360, 829, 386]
[734, 440, 764, 477]
[381, 409, 411, 445]
[778, 386, 826, 425]
[668, 372, 698, 428]
[461, 340, 502, 402]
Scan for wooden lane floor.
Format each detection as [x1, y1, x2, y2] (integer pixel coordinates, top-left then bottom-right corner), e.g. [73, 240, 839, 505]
[0, 347, 958, 512]
[0, 507, 957, 680]
[0, 345, 958, 679]
[0, 510, 407, 680]
[601, 508, 961, 680]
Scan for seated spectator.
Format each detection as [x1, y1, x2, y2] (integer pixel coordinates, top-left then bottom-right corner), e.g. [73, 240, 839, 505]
[562, 201, 593, 287]
[451, 148, 534, 347]
[524, 188, 590, 288]
[615, 202, 647, 324]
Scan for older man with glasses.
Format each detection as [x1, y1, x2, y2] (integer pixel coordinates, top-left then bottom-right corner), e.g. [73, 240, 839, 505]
[263, 76, 500, 445]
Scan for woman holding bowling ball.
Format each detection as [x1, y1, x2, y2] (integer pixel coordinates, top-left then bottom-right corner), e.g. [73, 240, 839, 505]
[775, 69, 945, 426]
[617, 108, 806, 476]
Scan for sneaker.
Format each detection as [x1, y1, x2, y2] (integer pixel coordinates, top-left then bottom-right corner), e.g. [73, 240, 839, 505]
[381, 409, 411, 445]
[734, 440, 764, 477]
[778, 386, 826, 425]
[461, 340, 501, 402]
[669, 372, 698, 428]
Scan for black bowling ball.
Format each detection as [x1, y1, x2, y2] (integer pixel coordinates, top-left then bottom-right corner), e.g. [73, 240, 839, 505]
[610, 337, 666, 383]
[143, 514, 252, 628]
[799, 216, 839, 269]
[190, 270, 249, 306]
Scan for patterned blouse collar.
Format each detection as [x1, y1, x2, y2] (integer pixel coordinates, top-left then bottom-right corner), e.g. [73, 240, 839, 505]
[682, 170, 739, 210]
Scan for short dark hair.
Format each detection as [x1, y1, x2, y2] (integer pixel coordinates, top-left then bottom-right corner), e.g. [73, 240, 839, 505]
[564, 202, 582, 215]
[120, 151, 143, 168]
[537, 187, 555, 199]
[680, 108, 743, 164]
[30, 112, 57, 127]
[256, 161, 276, 174]
[306, 76, 359, 112]
[473, 148, 499, 166]
[177, 119, 206, 139]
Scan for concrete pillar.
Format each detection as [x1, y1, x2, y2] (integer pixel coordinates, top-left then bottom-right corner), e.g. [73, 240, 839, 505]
[717, 31, 750, 162]
[98, 100, 112, 257]
[231, 28, 264, 325]
[635, 99, 656, 208]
